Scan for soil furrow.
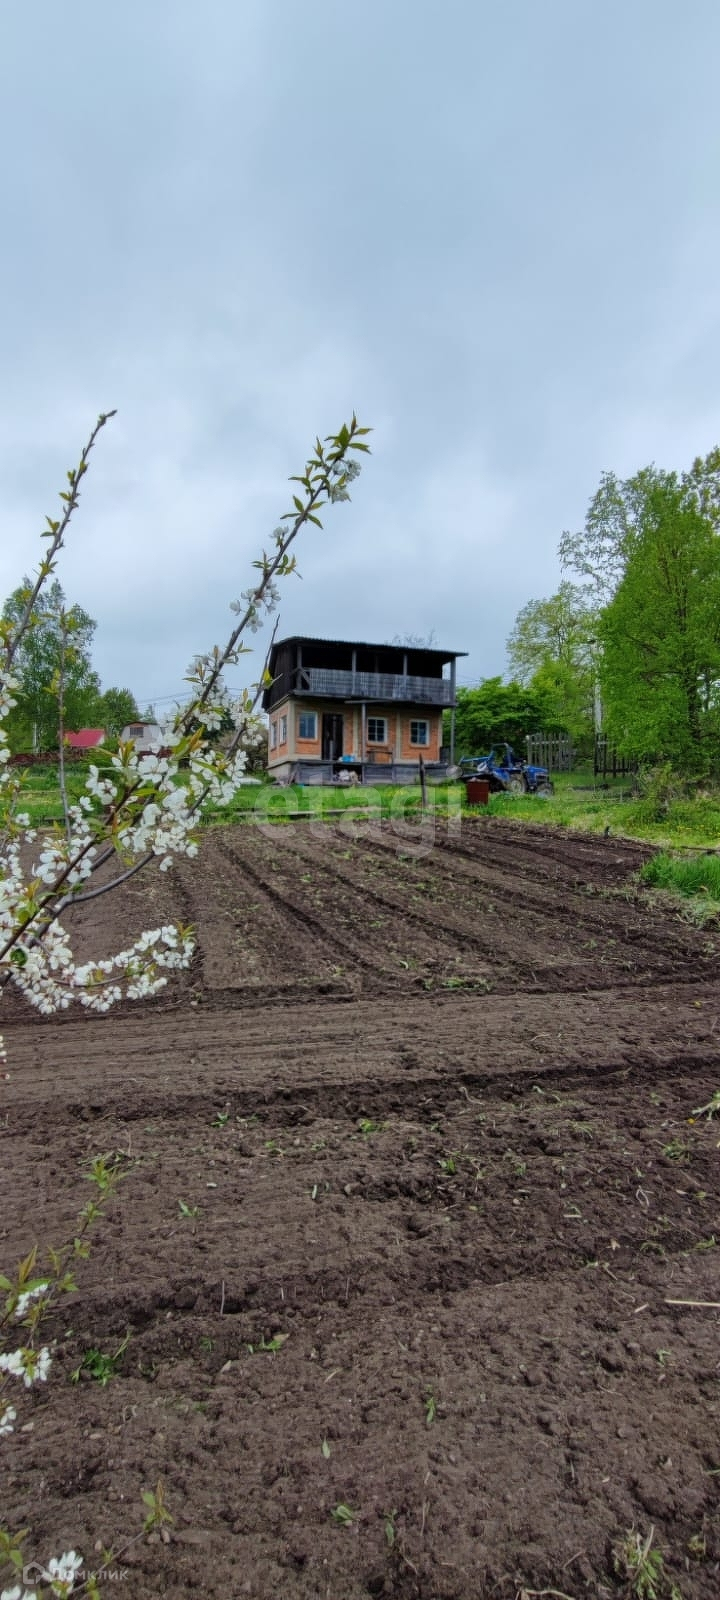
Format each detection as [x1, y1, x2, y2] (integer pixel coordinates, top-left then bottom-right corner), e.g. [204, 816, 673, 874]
[3, 819, 720, 1600]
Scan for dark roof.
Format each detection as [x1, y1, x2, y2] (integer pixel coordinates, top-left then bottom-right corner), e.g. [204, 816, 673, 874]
[268, 635, 467, 664]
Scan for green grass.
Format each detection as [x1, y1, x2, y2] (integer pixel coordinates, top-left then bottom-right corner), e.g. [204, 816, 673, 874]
[10, 761, 720, 853]
[8, 769, 461, 828]
[623, 795, 720, 843]
[478, 770, 720, 849]
[641, 851, 720, 906]
[478, 771, 632, 834]
[201, 780, 462, 824]
[8, 761, 94, 824]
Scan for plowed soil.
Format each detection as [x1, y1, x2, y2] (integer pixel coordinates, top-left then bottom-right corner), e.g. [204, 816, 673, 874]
[2, 816, 719, 1600]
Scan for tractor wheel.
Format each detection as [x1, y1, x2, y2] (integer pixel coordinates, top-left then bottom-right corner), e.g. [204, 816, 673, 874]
[507, 774, 527, 796]
[535, 780, 554, 797]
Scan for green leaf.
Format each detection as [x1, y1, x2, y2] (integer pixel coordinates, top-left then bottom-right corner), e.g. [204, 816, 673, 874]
[331, 1503, 356, 1525]
[424, 1391, 437, 1425]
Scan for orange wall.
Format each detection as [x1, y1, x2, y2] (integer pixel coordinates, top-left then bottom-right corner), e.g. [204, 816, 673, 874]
[398, 712, 441, 761]
[267, 700, 443, 766]
[268, 701, 291, 761]
[294, 700, 322, 756]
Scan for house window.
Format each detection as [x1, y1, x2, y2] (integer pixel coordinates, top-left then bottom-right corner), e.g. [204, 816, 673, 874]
[270, 721, 277, 750]
[279, 715, 288, 745]
[298, 712, 317, 740]
[367, 716, 387, 743]
[410, 719, 429, 747]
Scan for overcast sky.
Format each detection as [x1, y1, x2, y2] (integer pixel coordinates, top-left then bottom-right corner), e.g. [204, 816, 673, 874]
[2, 0, 720, 711]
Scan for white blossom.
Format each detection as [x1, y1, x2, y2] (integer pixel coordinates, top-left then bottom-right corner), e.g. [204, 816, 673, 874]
[0, 1350, 24, 1379]
[0, 1404, 16, 1436]
[15, 1282, 49, 1319]
[0, 1346, 52, 1387]
[45, 1551, 83, 1594]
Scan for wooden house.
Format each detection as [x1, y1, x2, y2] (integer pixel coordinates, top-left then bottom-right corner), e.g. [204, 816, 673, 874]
[263, 636, 466, 784]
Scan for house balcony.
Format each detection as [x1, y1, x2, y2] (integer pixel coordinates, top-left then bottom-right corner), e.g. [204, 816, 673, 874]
[294, 667, 455, 705]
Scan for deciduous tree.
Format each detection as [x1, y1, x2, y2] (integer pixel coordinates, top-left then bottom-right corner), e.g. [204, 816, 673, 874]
[506, 581, 596, 739]
[598, 472, 720, 767]
[451, 677, 550, 756]
[96, 686, 140, 736]
[1, 579, 99, 751]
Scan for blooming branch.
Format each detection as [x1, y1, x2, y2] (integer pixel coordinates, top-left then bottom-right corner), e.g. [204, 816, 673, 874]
[0, 414, 368, 1016]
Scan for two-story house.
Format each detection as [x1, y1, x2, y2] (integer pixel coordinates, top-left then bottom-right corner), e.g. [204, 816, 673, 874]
[263, 636, 466, 784]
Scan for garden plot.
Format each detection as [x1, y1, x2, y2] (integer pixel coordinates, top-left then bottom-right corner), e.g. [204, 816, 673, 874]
[2, 818, 719, 1599]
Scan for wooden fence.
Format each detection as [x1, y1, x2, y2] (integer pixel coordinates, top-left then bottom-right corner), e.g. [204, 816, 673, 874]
[525, 733, 638, 777]
[525, 733, 574, 772]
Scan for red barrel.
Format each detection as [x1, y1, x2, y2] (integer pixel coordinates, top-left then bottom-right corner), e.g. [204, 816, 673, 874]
[466, 778, 490, 805]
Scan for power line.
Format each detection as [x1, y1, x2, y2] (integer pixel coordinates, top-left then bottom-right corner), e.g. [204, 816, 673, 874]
[132, 683, 249, 704]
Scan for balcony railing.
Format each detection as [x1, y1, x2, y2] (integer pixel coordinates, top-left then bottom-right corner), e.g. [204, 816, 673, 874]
[294, 668, 454, 705]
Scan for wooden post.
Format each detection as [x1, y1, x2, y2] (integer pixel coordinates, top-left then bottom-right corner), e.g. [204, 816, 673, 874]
[419, 752, 427, 810]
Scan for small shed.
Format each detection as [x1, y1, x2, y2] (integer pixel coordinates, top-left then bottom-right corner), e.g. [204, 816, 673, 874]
[119, 722, 168, 753]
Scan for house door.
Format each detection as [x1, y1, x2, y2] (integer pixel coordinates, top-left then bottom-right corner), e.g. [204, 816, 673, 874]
[322, 713, 344, 761]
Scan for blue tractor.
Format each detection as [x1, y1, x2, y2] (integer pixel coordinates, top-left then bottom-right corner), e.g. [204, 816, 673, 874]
[457, 743, 554, 796]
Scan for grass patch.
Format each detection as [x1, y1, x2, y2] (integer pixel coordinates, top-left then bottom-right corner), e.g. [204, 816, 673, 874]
[11, 760, 720, 852]
[474, 770, 720, 849]
[625, 795, 720, 843]
[11, 769, 460, 830]
[202, 781, 462, 825]
[641, 851, 720, 912]
[479, 772, 632, 834]
[9, 761, 94, 824]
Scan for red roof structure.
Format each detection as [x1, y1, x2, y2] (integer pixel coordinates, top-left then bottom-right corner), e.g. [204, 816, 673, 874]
[64, 729, 105, 749]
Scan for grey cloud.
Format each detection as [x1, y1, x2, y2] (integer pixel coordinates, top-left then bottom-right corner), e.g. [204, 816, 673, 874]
[2, 0, 720, 702]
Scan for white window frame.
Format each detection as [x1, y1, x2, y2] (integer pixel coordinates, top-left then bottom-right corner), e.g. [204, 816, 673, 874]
[366, 716, 387, 744]
[270, 720, 277, 750]
[409, 719, 429, 747]
[298, 711, 317, 740]
[279, 714, 288, 745]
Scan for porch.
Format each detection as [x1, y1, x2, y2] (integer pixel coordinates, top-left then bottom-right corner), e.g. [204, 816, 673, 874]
[285, 759, 451, 786]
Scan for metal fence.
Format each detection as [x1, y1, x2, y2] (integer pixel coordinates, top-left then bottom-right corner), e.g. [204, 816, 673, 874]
[593, 736, 637, 778]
